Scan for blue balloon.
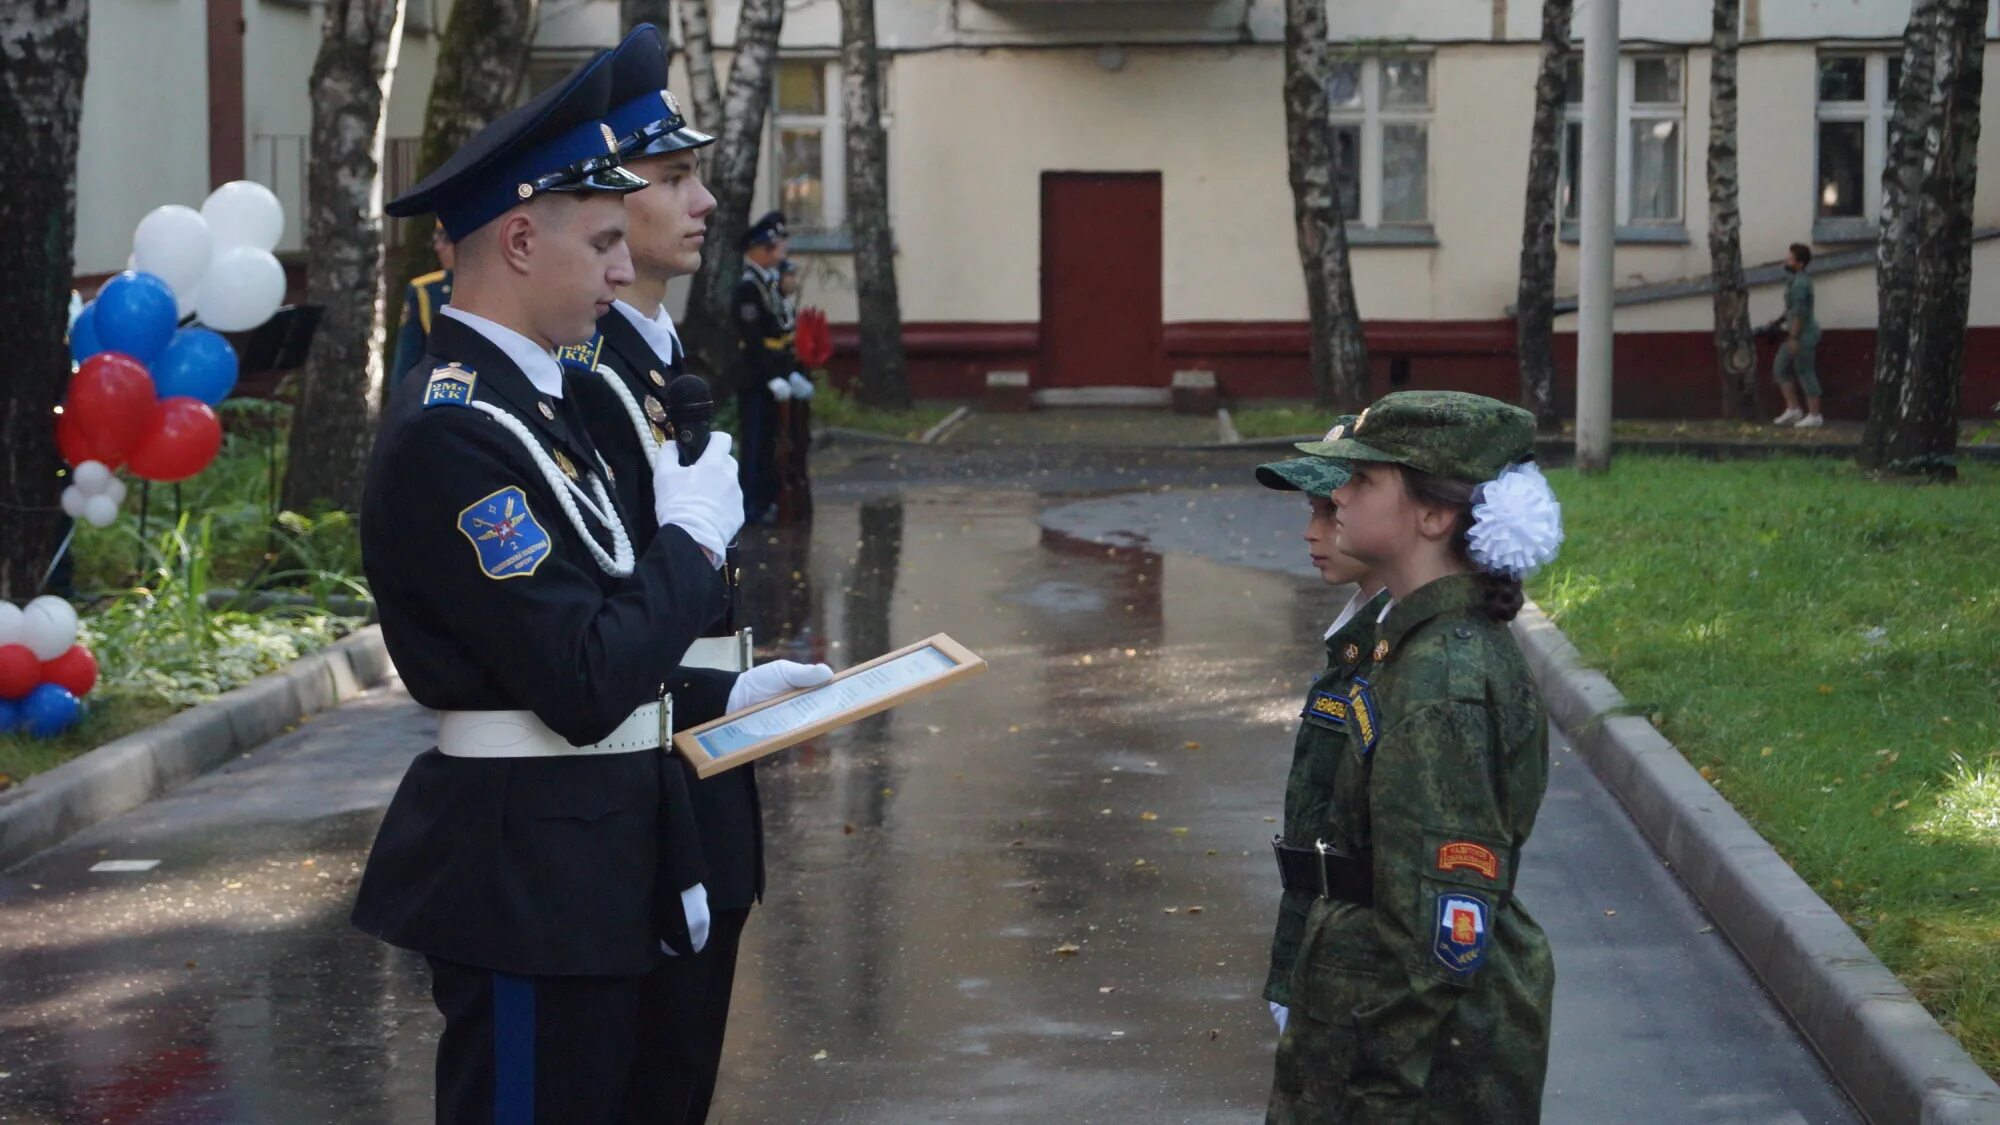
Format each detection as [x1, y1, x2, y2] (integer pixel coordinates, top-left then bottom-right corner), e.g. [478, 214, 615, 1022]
[69, 301, 103, 364]
[0, 697, 18, 734]
[20, 683, 81, 739]
[94, 271, 179, 365]
[151, 327, 239, 405]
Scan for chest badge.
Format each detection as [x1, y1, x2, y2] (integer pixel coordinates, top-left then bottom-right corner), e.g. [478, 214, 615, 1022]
[1372, 640, 1390, 662]
[645, 396, 668, 424]
[553, 450, 579, 481]
[1341, 642, 1361, 665]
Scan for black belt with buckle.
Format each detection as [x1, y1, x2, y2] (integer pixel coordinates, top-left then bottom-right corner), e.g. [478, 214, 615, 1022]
[1272, 837, 1374, 906]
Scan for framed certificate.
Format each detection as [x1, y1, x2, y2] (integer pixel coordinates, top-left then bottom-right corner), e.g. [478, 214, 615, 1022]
[673, 633, 986, 778]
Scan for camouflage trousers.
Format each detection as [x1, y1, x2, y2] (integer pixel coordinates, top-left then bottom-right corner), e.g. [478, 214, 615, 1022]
[1266, 899, 1554, 1124]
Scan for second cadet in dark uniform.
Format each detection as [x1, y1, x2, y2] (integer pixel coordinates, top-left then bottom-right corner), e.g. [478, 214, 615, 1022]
[732, 211, 796, 524]
[389, 220, 454, 388]
[355, 49, 820, 1122]
[565, 27, 822, 1123]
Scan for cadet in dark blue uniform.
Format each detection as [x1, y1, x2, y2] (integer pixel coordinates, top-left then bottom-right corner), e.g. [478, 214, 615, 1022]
[732, 211, 798, 523]
[565, 27, 830, 1123]
[355, 50, 813, 1123]
[390, 220, 455, 388]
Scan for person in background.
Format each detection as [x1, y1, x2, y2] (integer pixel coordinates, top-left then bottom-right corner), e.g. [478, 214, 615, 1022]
[389, 220, 455, 388]
[1765, 242, 1823, 430]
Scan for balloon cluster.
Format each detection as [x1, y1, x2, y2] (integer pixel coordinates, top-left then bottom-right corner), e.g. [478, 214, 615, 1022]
[0, 598, 95, 739]
[60, 181, 288, 495]
[795, 307, 834, 370]
[58, 460, 129, 530]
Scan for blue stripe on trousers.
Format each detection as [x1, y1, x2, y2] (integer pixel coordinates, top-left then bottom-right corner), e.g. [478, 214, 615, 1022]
[492, 972, 535, 1125]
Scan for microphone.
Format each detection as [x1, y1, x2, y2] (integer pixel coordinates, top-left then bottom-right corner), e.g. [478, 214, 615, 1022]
[665, 373, 714, 467]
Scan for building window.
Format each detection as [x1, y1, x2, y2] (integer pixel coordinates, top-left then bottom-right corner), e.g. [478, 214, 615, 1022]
[1325, 54, 1432, 228]
[1561, 53, 1686, 230]
[766, 59, 892, 237]
[1816, 52, 1900, 235]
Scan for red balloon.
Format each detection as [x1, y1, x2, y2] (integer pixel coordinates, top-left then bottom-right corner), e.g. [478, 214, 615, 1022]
[127, 396, 222, 483]
[41, 645, 98, 698]
[67, 352, 157, 469]
[0, 645, 39, 700]
[54, 408, 92, 467]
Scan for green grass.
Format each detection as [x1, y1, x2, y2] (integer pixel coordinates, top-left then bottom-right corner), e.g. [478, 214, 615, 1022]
[1230, 403, 1328, 440]
[1529, 455, 2000, 1074]
[808, 375, 955, 440]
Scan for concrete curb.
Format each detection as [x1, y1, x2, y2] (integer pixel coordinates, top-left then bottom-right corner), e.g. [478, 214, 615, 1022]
[1220, 432, 2000, 462]
[1511, 601, 2000, 1124]
[0, 626, 393, 871]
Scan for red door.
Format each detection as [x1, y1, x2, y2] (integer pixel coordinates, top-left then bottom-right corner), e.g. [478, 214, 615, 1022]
[1040, 172, 1164, 388]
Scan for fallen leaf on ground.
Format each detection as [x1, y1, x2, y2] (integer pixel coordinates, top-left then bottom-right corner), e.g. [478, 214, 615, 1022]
[1139, 811, 1159, 821]
[1184, 741, 1201, 750]
[1052, 942, 1082, 956]
[811, 1049, 829, 1061]
[1186, 906, 1204, 915]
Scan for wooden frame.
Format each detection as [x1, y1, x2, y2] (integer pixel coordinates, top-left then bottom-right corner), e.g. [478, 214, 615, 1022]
[672, 633, 986, 778]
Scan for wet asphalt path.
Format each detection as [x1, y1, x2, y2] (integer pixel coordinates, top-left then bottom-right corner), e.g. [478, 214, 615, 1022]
[0, 446, 1856, 1123]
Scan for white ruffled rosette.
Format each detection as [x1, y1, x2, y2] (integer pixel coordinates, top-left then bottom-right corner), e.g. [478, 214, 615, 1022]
[1466, 462, 1564, 579]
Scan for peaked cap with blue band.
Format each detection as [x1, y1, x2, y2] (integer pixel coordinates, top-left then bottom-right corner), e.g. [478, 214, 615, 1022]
[386, 49, 647, 240]
[606, 25, 715, 159]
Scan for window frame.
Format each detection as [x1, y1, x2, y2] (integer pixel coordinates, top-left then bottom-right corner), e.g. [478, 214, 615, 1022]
[1325, 52, 1435, 234]
[1559, 51, 1689, 235]
[763, 56, 894, 244]
[1813, 50, 1897, 240]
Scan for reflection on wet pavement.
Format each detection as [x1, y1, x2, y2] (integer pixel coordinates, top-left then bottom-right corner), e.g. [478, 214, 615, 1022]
[0, 451, 1857, 1123]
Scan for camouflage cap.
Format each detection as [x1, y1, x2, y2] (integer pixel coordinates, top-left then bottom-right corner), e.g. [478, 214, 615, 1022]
[1256, 415, 1358, 497]
[1295, 391, 1535, 484]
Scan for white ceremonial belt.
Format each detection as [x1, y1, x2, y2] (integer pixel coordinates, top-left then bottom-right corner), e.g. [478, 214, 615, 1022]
[437, 700, 672, 758]
[681, 630, 754, 674]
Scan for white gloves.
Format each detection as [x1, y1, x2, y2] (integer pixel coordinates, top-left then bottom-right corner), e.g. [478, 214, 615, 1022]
[787, 372, 815, 401]
[767, 376, 792, 402]
[662, 882, 710, 957]
[728, 659, 834, 712]
[652, 432, 744, 562]
[1270, 1002, 1288, 1034]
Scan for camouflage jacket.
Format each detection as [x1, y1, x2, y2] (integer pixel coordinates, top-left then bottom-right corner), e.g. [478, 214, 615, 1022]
[1265, 587, 1390, 1007]
[1278, 574, 1555, 1123]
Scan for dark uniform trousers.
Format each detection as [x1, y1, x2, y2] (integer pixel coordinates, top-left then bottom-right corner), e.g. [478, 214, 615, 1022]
[730, 267, 794, 522]
[354, 315, 737, 1123]
[571, 309, 769, 1124]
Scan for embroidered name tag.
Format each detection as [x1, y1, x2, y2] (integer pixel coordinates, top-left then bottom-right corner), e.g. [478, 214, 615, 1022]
[457, 486, 553, 580]
[1346, 677, 1380, 753]
[1433, 893, 1491, 975]
[1436, 841, 1501, 881]
[555, 334, 604, 373]
[422, 366, 476, 409]
[1303, 690, 1350, 729]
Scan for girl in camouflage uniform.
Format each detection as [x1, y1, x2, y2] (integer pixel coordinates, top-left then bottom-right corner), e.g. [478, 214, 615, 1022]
[1265, 391, 1565, 1124]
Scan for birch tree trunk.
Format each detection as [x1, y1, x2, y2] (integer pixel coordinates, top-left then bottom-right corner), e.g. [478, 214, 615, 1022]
[1863, 0, 1987, 479]
[679, 0, 785, 388]
[1516, 0, 1572, 431]
[283, 0, 406, 514]
[380, 0, 536, 379]
[840, 0, 908, 409]
[0, 0, 88, 599]
[1283, 0, 1369, 409]
[1706, 0, 1758, 420]
[675, 0, 724, 131]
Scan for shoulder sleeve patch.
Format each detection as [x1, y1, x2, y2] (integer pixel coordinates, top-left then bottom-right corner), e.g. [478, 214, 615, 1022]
[422, 366, 477, 409]
[555, 334, 604, 373]
[456, 486, 554, 579]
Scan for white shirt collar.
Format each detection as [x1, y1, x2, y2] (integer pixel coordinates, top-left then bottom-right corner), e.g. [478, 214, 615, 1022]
[440, 305, 565, 400]
[612, 298, 682, 365]
[1323, 586, 1385, 640]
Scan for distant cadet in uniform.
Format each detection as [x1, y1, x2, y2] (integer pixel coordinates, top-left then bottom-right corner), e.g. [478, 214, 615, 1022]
[390, 220, 455, 387]
[1263, 392, 1564, 1124]
[1252, 414, 1390, 1042]
[565, 26, 829, 1123]
[354, 48, 822, 1122]
[732, 211, 811, 524]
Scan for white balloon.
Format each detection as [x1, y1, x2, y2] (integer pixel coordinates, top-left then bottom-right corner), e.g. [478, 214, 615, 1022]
[104, 476, 128, 506]
[201, 180, 285, 251]
[60, 486, 87, 519]
[132, 204, 214, 302]
[82, 494, 120, 529]
[21, 596, 79, 661]
[73, 460, 112, 494]
[0, 602, 21, 648]
[176, 278, 204, 321]
[195, 246, 286, 332]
